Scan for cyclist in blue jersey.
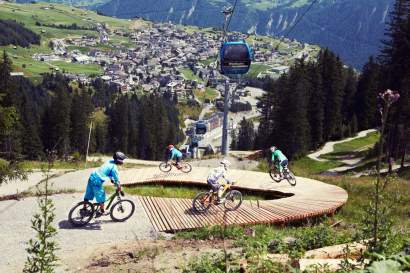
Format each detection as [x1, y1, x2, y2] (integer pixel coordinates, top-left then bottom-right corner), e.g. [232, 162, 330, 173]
[83, 151, 127, 216]
[167, 144, 183, 169]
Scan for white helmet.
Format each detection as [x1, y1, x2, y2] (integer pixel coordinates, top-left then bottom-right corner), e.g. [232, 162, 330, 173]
[270, 146, 277, 152]
[220, 159, 231, 168]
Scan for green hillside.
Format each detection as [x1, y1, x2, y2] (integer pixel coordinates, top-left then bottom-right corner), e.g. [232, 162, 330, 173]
[16, 0, 110, 7]
[0, 2, 136, 78]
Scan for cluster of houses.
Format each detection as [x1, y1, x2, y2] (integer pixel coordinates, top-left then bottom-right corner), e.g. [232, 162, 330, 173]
[31, 20, 318, 99]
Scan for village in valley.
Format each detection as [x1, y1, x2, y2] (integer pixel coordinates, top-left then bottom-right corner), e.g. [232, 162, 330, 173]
[1, 2, 320, 153]
[32, 18, 319, 101]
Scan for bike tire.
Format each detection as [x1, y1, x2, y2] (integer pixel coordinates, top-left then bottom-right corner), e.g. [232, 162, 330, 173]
[269, 169, 282, 182]
[110, 199, 135, 222]
[159, 162, 172, 172]
[192, 191, 212, 213]
[224, 190, 243, 211]
[68, 201, 95, 227]
[180, 162, 192, 173]
[286, 171, 297, 186]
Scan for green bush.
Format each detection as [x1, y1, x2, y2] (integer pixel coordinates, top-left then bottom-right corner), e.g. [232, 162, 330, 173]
[235, 224, 352, 259]
[176, 225, 244, 240]
[182, 253, 232, 273]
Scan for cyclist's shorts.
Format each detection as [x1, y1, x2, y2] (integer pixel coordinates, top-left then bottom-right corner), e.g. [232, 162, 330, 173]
[207, 179, 220, 192]
[84, 177, 106, 203]
[281, 159, 288, 167]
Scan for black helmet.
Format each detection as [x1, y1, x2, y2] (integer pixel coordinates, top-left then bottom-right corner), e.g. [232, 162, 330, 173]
[113, 151, 127, 164]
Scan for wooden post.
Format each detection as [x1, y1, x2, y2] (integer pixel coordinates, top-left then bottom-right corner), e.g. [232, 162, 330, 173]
[85, 121, 93, 168]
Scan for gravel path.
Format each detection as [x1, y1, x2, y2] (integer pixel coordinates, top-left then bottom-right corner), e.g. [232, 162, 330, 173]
[88, 156, 161, 166]
[0, 170, 68, 198]
[0, 193, 155, 273]
[307, 129, 377, 162]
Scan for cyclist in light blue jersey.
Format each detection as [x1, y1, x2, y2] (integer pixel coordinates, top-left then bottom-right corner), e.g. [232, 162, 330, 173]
[83, 151, 127, 216]
[167, 144, 182, 169]
[270, 146, 288, 179]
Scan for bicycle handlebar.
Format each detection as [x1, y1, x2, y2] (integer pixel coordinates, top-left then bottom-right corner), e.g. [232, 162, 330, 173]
[111, 180, 124, 196]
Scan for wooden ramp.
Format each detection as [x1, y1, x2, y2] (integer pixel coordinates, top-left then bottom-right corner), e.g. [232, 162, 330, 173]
[138, 195, 345, 232]
[120, 167, 348, 232]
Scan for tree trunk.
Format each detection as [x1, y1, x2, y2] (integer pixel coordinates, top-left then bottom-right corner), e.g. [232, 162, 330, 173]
[401, 142, 407, 169]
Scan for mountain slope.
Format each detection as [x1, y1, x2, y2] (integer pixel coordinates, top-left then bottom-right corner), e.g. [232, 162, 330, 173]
[94, 0, 393, 68]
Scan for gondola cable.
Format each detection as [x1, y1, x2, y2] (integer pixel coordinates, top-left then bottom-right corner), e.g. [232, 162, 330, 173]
[274, 0, 320, 50]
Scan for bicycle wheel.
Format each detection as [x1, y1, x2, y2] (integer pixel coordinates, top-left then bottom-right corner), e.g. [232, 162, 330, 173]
[286, 171, 297, 186]
[68, 201, 95, 227]
[269, 169, 282, 182]
[159, 162, 172, 172]
[180, 162, 192, 173]
[192, 191, 212, 213]
[110, 199, 135, 222]
[224, 190, 243, 211]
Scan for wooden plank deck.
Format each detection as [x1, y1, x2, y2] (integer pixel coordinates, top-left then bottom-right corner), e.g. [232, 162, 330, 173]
[120, 167, 348, 233]
[138, 196, 343, 232]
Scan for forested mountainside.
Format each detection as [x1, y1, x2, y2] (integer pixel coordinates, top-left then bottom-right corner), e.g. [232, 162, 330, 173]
[0, 53, 183, 161]
[252, 0, 410, 164]
[91, 0, 393, 68]
[0, 20, 40, 47]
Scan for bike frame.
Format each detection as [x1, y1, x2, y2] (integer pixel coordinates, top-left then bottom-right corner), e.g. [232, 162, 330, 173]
[92, 189, 121, 210]
[272, 162, 289, 175]
[210, 182, 231, 199]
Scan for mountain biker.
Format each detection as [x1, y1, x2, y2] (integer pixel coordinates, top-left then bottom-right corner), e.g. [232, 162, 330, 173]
[167, 144, 182, 169]
[207, 159, 232, 204]
[270, 146, 288, 179]
[83, 151, 127, 216]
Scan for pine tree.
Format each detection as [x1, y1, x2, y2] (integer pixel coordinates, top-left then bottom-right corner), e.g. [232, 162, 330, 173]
[0, 95, 25, 184]
[379, 0, 410, 89]
[254, 80, 275, 149]
[108, 96, 129, 153]
[21, 99, 44, 160]
[0, 51, 12, 97]
[307, 62, 324, 149]
[0, 52, 22, 159]
[70, 89, 93, 155]
[230, 129, 237, 150]
[277, 60, 311, 158]
[342, 68, 358, 137]
[319, 49, 345, 140]
[236, 117, 255, 151]
[42, 83, 72, 157]
[356, 57, 381, 130]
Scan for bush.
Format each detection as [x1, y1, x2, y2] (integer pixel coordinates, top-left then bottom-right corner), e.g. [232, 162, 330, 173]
[176, 225, 244, 240]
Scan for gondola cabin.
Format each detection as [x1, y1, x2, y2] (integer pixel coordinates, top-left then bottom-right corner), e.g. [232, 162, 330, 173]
[195, 120, 207, 135]
[220, 41, 253, 75]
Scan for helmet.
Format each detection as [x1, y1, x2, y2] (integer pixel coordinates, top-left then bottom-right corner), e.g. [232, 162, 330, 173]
[113, 151, 127, 164]
[220, 159, 231, 168]
[167, 144, 174, 150]
[270, 146, 277, 152]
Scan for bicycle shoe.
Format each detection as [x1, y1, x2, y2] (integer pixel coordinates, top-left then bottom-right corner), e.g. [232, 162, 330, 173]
[79, 208, 91, 217]
[95, 210, 109, 218]
[216, 198, 225, 205]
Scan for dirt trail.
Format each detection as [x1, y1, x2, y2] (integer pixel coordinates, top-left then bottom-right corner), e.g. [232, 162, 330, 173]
[307, 129, 376, 162]
[0, 193, 155, 273]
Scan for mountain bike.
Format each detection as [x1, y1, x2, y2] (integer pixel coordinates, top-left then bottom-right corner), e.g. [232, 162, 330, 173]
[159, 160, 192, 173]
[68, 183, 135, 227]
[192, 181, 242, 213]
[269, 162, 297, 186]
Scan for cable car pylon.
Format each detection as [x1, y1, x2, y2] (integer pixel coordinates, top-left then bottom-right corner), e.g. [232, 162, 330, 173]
[219, 4, 253, 155]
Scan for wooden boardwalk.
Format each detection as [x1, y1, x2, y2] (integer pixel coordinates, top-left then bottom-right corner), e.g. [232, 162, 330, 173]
[120, 167, 348, 232]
